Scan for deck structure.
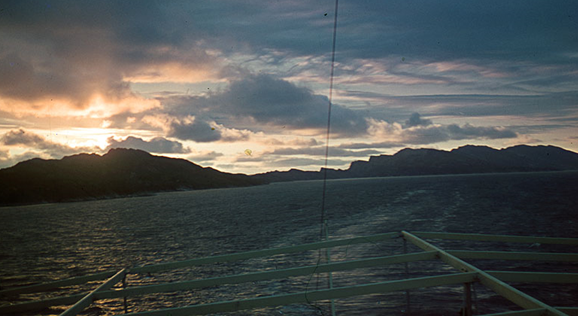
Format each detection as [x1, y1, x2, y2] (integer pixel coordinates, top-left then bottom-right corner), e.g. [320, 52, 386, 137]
[1, 231, 577, 315]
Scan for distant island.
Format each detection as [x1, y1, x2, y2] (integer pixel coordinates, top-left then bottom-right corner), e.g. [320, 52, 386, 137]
[0, 148, 264, 206]
[2, 145, 578, 206]
[252, 145, 578, 182]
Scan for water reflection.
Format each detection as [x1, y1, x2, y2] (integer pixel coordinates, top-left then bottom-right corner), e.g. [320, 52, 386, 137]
[1, 172, 577, 315]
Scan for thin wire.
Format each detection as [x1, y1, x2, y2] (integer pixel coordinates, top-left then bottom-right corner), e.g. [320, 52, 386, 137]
[319, 0, 339, 241]
[313, 0, 339, 309]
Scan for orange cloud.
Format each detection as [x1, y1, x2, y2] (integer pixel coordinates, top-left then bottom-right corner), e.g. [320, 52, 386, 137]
[0, 93, 160, 119]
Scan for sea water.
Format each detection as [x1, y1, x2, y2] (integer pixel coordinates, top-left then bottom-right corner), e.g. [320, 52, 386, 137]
[1, 171, 577, 315]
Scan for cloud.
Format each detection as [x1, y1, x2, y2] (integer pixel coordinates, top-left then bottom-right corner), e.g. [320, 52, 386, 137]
[405, 113, 432, 127]
[338, 141, 404, 150]
[0, 150, 46, 169]
[367, 113, 518, 146]
[339, 121, 519, 150]
[187, 150, 224, 163]
[2, 1, 576, 173]
[106, 136, 190, 154]
[0, 128, 104, 168]
[0, 1, 220, 116]
[340, 91, 578, 127]
[445, 124, 517, 140]
[216, 73, 368, 135]
[219, 126, 253, 142]
[260, 137, 321, 147]
[162, 73, 369, 136]
[404, 123, 517, 144]
[168, 117, 221, 143]
[265, 147, 380, 157]
[0, 149, 11, 168]
[2, 129, 47, 147]
[335, 2, 578, 65]
[100, 112, 160, 130]
[411, 92, 578, 119]
[165, 116, 253, 143]
[2, 1, 576, 119]
[259, 157, 349, 169]
[1, 129, 96, 157]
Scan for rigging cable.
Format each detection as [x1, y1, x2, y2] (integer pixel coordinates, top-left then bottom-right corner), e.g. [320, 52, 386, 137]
[309, 1, 339, 314]
[319, 0, 339, 241]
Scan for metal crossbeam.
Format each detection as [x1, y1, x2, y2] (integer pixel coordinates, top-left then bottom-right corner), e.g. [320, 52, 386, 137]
[402, 231, 569, 316]
[96, 251, 437, 300]
[60, 268, 126, 316]
[130, 232, 399, 273]
[557, 308, 578, 316]
[488, 271, 578, 283]
[0, 292, 87, 314]
[0, 270, 116, 297]
[2, 231, 576, 316]
[479, 309, 548, 316]
[412, 232, 578, 245]
[450, 250, 578, 262]
[126, 273, 477, 316]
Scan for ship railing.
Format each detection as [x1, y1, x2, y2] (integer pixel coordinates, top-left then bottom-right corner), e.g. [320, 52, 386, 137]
[0, 231, 577, 316]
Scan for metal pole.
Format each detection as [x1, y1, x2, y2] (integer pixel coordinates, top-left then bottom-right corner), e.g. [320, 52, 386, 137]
[403, 238, 411, 315]
[123, 274, 128, 314]
[60, 268, 127, 316]
[462, 282, 472, 316]
[325, 220, 336, 316]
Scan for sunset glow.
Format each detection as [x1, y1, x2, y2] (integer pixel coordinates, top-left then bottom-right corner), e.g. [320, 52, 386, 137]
[1, 1, 577, 174]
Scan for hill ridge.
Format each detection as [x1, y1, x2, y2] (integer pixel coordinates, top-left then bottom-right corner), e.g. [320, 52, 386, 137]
[253, 144, 578, 182]
[3, 145, 578, 206]
[0, 148, 264, 206]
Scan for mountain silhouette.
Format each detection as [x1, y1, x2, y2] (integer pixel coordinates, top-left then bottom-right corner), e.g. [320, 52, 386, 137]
[3, 145, 578, 206]
[0, 148, 264, 206]
[253, 145, 578, 182]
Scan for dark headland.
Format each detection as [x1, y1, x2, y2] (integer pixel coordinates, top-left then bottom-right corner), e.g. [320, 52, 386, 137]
[252, 145, 578, 182]
[0, 148, 263, 206]
[2, 145, 578, 206]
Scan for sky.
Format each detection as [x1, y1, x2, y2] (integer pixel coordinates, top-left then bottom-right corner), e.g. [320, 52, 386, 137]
[0, 0, 577, 174]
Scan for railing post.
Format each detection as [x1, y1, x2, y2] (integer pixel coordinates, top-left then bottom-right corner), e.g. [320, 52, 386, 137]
[60, 268, 127, 316]
[462, 282, 473, 316]
[123, 273, 128, 314]
[403, 237, 411, 315]
[325, 220, 336, 316]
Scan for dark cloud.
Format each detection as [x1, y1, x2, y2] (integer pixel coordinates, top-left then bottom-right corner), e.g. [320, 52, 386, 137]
[0, 52, 118, 108]
[430, 92, 578, 119]
[163, 74, 369, 136]
[336, 1, 578, 64]
[344, 91, 578, 122]
[0, 129, 96, 157]
[340, 121, 519, 150]
[0, 0, 219, 111]
[1, 0, 576, 171]
[3, 1, 576, 106]
[1, 129, 46, 146]
[106, 136, 190, 154]
[402, 126, 452, 144]
[366, 113, 519, 147]
[405, 113, 432, 127]
[403, 123, 518, 144]
[168, 118, 221, 143]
